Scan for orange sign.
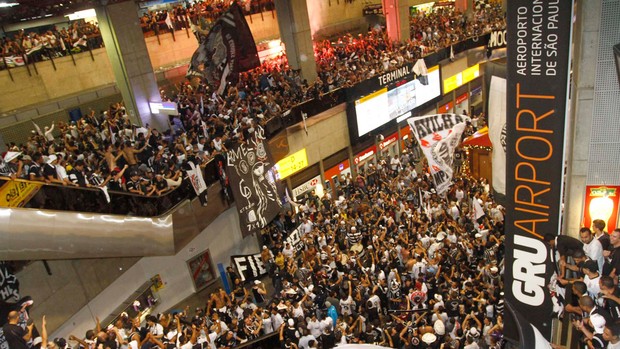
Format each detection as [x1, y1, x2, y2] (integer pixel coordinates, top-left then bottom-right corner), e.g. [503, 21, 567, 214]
[354, 146, 377, 165]
[379, 132, 399, 150]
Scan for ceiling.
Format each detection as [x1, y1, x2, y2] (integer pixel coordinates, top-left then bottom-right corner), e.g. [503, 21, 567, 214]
[0, 0, 130, 26]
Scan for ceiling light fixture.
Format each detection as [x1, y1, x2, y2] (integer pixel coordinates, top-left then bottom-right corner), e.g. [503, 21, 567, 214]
[0, 2, 19, 7]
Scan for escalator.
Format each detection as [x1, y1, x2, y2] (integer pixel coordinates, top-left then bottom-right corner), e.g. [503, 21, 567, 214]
[0, 160, 233, 260]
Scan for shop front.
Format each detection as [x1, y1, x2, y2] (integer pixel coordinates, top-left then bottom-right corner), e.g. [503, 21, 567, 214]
[290, 164, 322, 202]
[353, 145, 377, 173]
[455, 89, 469, 116]
[324, 160, 351, 196]
[378, 132, 399, 158]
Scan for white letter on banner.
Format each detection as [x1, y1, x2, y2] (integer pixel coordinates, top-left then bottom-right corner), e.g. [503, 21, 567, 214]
[512, 235, 547, 305]
[234, 257, 249, 282]
[252, 254, 267, 275]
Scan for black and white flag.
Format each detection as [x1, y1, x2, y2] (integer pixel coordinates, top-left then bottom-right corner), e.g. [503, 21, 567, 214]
[0, 262, 19, 302]
[231, 253, 267, 282]
[407, 114, 468, 195]
[226, 127, 283, 237]
[186, 3, 260, 94]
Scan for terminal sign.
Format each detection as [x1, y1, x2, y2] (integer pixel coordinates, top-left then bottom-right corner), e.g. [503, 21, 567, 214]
[275, 148, 308, 179]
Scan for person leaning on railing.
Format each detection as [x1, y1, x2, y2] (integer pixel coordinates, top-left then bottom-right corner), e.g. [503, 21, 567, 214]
[0, 151, 24, 179]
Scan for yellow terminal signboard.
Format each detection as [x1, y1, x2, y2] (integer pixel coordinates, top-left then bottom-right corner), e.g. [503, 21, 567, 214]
[275, 148, 308, 179]
[443, 64, 480, 94]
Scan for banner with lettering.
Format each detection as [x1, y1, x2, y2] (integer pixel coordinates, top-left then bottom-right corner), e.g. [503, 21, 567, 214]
[488, 76, 507, 195]
[407, 114, 468, 195]
[226, 127, 283, 237]
[504, 0, 573, 344]
[0, 262, 19, 302]
[285, 225, 305, 253]
[231, 253, 267, 282]
[0, 181, 42, 207]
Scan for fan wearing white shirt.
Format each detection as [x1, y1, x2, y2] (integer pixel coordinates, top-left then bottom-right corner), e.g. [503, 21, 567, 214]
[581, 227, 605, 273]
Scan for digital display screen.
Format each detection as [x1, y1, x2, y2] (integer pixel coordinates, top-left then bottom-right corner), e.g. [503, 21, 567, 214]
[354, 65, 441, 137]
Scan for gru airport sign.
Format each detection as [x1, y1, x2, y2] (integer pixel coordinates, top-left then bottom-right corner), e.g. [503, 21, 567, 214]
[504, 0, 574, 346]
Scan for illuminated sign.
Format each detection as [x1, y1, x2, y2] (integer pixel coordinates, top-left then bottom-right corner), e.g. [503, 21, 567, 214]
[379, 133, 399, 150]
[443, 64, 480, 94]
[292, 175, 321, 198]
[583, 186, 620, 232]
[456, 92, 469, 105]
[149, 102, 179, 116]
[275, 148, 308, 179]
[354, 146, 377, 164]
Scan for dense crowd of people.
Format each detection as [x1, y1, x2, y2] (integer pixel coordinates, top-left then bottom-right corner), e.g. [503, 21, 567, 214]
[2, 149, 509, 349]
[0, 3, 501, 204]
[0, 4, 515, 349]
[141, 0, 275, 36]
[1, 21, 103, 65]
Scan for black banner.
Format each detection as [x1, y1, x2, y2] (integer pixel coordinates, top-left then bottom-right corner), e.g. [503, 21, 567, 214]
[231, 253, 267, 282]
[226, 127, 283, 237]
[0, 262, 19, 302]
[285, 225, 305, 253]
[187, 3, 260, 94]
[487, 29, 507, 49]
[504, 0, 573, 343]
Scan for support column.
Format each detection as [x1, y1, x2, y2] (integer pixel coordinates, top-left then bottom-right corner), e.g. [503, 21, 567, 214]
[95, 2, 168, 131]
[397, 0, 411, 43]
[383, 0, 400, 43]
[562, 0, 602, 239]
[274, 0, 317, 83]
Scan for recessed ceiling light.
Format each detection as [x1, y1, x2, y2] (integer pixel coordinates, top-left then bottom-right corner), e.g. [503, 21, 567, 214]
[0, 2, 19, 7]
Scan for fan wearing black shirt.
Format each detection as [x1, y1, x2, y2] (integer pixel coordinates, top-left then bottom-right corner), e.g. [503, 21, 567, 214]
[2, 311, 33, 349]
[600, 275, 620, 320]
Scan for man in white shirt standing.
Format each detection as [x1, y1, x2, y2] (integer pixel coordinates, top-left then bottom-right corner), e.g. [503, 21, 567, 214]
[581, 227, 605, 273]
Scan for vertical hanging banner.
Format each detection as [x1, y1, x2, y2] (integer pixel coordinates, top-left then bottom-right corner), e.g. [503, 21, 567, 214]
[407, 114, 469, 195]
[227, 127, 283, 237]
[488, 76, 507, 195]
[504, 0, 573, 344]
[186, 3, 260, 94]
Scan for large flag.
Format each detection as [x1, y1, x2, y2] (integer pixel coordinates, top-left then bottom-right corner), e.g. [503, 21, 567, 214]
[186, 3, 260, 94]
[504, 0, 573, 342]
[226, 127, 283, 237]
[408, 114, 469, 195]
[0, 262, 19, 302]
[488, 76, 506, 195]
[187, 161, 208, 206]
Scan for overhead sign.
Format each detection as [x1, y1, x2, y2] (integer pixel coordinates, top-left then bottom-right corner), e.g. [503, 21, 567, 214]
[443, 64, 480, 94]
[456, 92, 469, 105]
[504, 0, 574, 343]
[292, 175, 321, 198]
[354, 145, 377, 164]
[275, 148, 308, 179]
[488, 29, 507, 49]
[379, 132, 399, 150]
[363, 4, 383, 15]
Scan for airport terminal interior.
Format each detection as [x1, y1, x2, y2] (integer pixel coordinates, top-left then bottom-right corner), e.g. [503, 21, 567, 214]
[0, 0, 619, 348]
